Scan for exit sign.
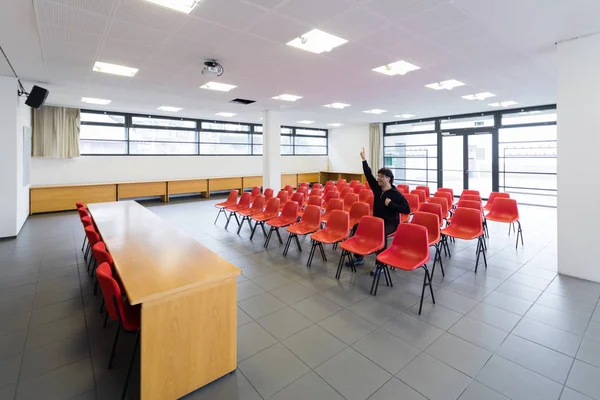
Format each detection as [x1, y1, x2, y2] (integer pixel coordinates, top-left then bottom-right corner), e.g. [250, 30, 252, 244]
[474, 121, 485, 126]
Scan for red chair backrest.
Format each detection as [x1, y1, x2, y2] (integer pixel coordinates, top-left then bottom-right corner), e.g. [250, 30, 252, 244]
[415, 186, 431, 199]
[300, 205, 321, 227]
[309, 188, 323, 198]
[299, 182, 309, 188]
[397, 184, 410, 194]
[437, 188, 454, 198]
[339, 187, 350, 199]
[490, 198, 519, 220]
[366, 195, 374, 215]
[324, 210, 349, 234]
[264, 197, 280, 214]
[225, 190, 239, 204]
[460, 194, 482, 203]
[325, 181, 335, 189]
[284, 185, 294, 196]
[276, 190, 288, 204]
[312, 183, 323, 190]
[434, 191, 454, 209]
[349, 181, 358, 189]
[76, 201, 85, 208]
[418, 203, 443, 226]
[78, 208, 89, 219]
[353, 184, 366, 194]
[451, 208, 483, 235]
[81, 216, 93, 227]
[84, 226, 100, 247]
[307, 196, 322, 207]
[280, 201, 299, 220]
[484, 192, 510, 210]
[353, 216, 385, 248]
[411, 189, 426, 203]
[349, 201, 370, 223]
[297, 186, 308, 196]
[92, 242, 114, 266]
[238, 192, 252, 208]
[462, 189, 480, 196]
[456, 200, 482, 211]
[358, 189, 372, 202]
[250, 186, 261, 198]
[263, 188, 274, 201]
[405, 194, 420, 214]
[428, 197, 449, 218]
[96, 263, 136, 327]
[388, 224, 430, 265]
[323, 190, 339, 202]
[343, 193, 359, 211]
[325, 198, 344, 214]
[365, 182, 370, 190]
[410, 211, 440, 244]
[250, 195, 265, 211]
[291, 192, 305, 208]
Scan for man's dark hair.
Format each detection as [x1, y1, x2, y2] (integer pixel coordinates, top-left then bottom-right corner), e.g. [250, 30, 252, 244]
[377, 168, 394, 184]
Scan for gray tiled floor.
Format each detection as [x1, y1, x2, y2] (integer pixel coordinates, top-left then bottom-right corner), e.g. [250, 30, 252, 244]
[1, 197, 600, 399]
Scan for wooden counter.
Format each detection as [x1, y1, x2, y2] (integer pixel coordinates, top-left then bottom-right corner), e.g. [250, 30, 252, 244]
[87, 201, 240, 399]
[320, 171, 366, 184]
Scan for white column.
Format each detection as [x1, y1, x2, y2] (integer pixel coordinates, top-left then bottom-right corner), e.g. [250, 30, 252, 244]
[0, 76, 19, 238]
[262, 110, 281, 193]
[557, 33, 600, 282]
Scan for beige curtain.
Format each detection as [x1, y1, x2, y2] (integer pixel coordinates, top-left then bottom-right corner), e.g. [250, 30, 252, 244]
[32, 106, 80, 158]
[369, 123, 382, 171]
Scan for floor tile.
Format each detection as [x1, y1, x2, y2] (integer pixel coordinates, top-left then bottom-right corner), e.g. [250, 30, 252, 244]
[269, 371, 344, 400]
[577, 338, 600, 368]
[237, 307, 252, 327]
[0, 330, 26, 359]
[536, 292, 596, 319]
[0, 384, 16, 400]
[32, 285, 81, 309]
[237, 281, 265, 302]
[526, 303, 589, 335]
[496, 281, 543, 302]
[29, 299, 83, 327]
[0, 284, 36, 303]
[425, 332, 492, 377]
[347, 297, 401, 326]
[476, 355, 563, 400]
[269, 282, 315, 304]
[318, 309, 376, 345]
[512, 318, 582, 357]
[567, 360, 600, 400]
[291, 294, 343, 322]
[382, 312, 444, 350]
[407, 302, 463, 330]
[428, 288, 479, 313]
[445, 280, 494, 301]
[283, 324, 347, 368]
[448, 316, 508, 351]
[251, 272, 293, 291]
[0, 353, 22, 389]
[506, 272, 551, 291]
[466, 302, 522, 332]
[238, 292, 286, 319]
[320, 285, 368, 308]
[0, 296, 34, 319]
[25, 314, 86, 350]
[352, 329, 420, 374]
[183, 370, 263, 400]
[368, 377, 427, 400]
[459, 381, 509, 400]
[238, 343, 309, 399]
[256, 307, 313, 340]
[0, 311, 30, 336]
[561, 387, 595, 400]
[585, 320, 600, 342]
[237, 321, 277, 361]
[316, 348, 391, 400]
[397, 353, 471, 400]
[496, 334, 573, 383]
[20, 334, 90, 381]
[483, 290, 534, 315]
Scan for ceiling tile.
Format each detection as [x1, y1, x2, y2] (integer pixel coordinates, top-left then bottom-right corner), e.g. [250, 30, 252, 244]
[40, 0, 116, 15]
[241, 0, 290, 10]
[190, 0, 267, 31]
[247, 13, 310, 43]
[318, 6, 391, 41]
[364, 0, 448, 20]
[106, 20, 167, 47]
[399, 2, 472, 36]
[275, 0, 352, 26]
[35, 0, 109, 35]
[114, 0, 188, 31]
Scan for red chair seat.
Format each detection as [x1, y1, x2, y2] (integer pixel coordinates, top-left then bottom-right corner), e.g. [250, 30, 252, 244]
[311, 229, 348, 244]
[441, 224, 480, 240]
[340, 232, 384, 256]
[238, 207, 261, 217]
[269, 215, 298, 228]
[485, 211, 518, 223]
[287, 221, 320, 236]
[377, 250, 429, 272]
[252, 210, 278, 222]
[400, 214, 410, 223]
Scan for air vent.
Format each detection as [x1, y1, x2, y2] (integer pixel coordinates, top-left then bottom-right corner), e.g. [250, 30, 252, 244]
[230, 98, 256, 105]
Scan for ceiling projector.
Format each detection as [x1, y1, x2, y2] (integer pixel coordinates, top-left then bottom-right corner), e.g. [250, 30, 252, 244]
[202, 60, 224, 76]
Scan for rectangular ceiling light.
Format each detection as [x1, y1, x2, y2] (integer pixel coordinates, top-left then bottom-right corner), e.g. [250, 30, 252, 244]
[462, 92, 496, 100]
[216, 112, 236, 117]
[297, 120, 315, 124]
[363, 109, 387, 115]
[157, 106, 182, 112]
[393, 114, 415, 119]
[323, 102, 350, 109]
[200, 81, 237, 92]
[489, 101, 518, 107]
[272, 94, 303, 102]
[93, 61, 138, 77]
[81, 97, 111, 105]
[143, 0, 201, 14]
[373, 60, 420, 76]
[328, 123, 343, 127]
[287, 29, 348, 54]
[425, 79, 465, 90]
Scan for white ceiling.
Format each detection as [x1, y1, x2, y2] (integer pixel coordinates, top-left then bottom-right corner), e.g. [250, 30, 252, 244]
[1, 0, 598, 128]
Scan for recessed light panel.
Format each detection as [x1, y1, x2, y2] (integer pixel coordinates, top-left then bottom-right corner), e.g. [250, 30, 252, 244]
[425, 79, 465, 90]
[157, 106, 182, 112]
[462, 92, 496, 100]
[328, 123, 343, 127]
[323, 103, 350, 109]
[216, 112, 236, 117]
[297, 120, 315, 124]
[393, 114, 415, 119]
[143, 0, 201, 14]
[363, 109, 387, 115]
[272, 94, 303, 102]
[489, 101, 518, 107]
[373, 60, 420, 76]
[287, 29, 348, 54]
[92, 61, 138, 77]
[81, 97, 111, 105]
[200, 82, 237, 92]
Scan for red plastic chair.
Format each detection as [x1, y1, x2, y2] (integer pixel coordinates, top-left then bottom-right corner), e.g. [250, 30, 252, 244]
[299, 196, 322, 218]
[290, 192, 305, 210]
[411, 189, 427, 204]
[456, 199, 482, 211]
[324, 181, 335, 190]
[265, 201, 298, 248]
[78, 207, 90, 219]
[441, 207, 486, 272]
[322, 190, 339, 209]
[348, 201, 371, 229]
[284, 205, 321, 256]
[284, 185, 294, 196]
[322, 198, 344, 225]
[434, 191, 454, 214]
[250, 197, 280, 241]
[375, 224, 433, 313]
[339, 187, 351, 200]
[365, 182, 370, 190]
[308, 210, 349, 267]
[307, 188, 323, 199]
[296, 186, 309, 197]
[276, 190, 289, 211]
[337, 179, 347, 187]
[397, 184, 410, 194]
[263, 188, 274, 201]
[343, 193, 359, 212]
[415, 186, 431, 200]
[353, 184, 366, 195]
[486, 198, 523, 248]
[406, 193, 420, 214]
[75, 201, 85, 209]
[214, 190, 239, 224]
[250, 186, 261, 201]
[84, 226, 101, 271]
[418, 202, 443, 227]
[460, 194, 482, 203]
[96, 262, 140, 400]
[366, 195, 374, 216]
[312, 183, 323, 190]
[411, 212, 444, 279]
[462, 189, 480, 196]
[484, 192, 510, 212]
[237, 195, 265, 234]
[349, 181, 358, 189]
[225, 192, 252, 230]
[358, 189, 372, 203]
[428, 197, 450, 222]
[91, 241, 114, 295]
[437, 188, 454, 198]
[299, 182, 309, 189]
[336, 216, 385, 279]
[79, 210, 93, 255]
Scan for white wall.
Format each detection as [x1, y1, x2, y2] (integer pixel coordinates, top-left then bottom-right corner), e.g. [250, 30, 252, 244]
[0, 76, 19, 238]
[328, 125, 370, 173]
[557, 33, 600, 282]
[31, 155, 328, 186]
[16, 97, 31, 230]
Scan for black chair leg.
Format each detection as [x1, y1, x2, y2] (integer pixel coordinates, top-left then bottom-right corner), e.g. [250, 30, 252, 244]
[336, 251, 346, 280]
[418, 265, 435, 315]
[250, 221, 258, 241]
[294, 235, 302, 252]
[237, 217, 246, 235]
[121, 331, 140, 400]
[275, 228, 283, 244]
[307, 241, 317, 267]
[318, 243, 327, 261]
[214, 209, 224, 225]
[481, 236, 488, 269]
[283, 234, 293, 256]
[264, 228, 274, 248]
[516, 221, 524, 248]
[108, 326, 120, 368]
[225, 212, 233, 230]
[81, 235, 87, 252]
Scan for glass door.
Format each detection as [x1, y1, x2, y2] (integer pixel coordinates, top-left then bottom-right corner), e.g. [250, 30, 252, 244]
[467, 133, 493, 195]
[442, 135, 463, 195]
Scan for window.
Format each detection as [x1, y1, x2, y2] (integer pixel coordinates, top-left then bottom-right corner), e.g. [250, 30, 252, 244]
[199, 131, 251, 155]
[384, 133, 438, 193]
[501, 109, 557, 126]
[131, 116, 196, 129]
[440, 115, 494, 130]
[386, 121, 435, 134]
[80, 111, 127, 154]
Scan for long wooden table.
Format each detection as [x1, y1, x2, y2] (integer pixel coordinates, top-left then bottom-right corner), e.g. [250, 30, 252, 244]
[87, 201, 241, 399]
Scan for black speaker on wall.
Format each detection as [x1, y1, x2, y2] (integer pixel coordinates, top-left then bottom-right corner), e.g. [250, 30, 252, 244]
[25, 85, 49, 109]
